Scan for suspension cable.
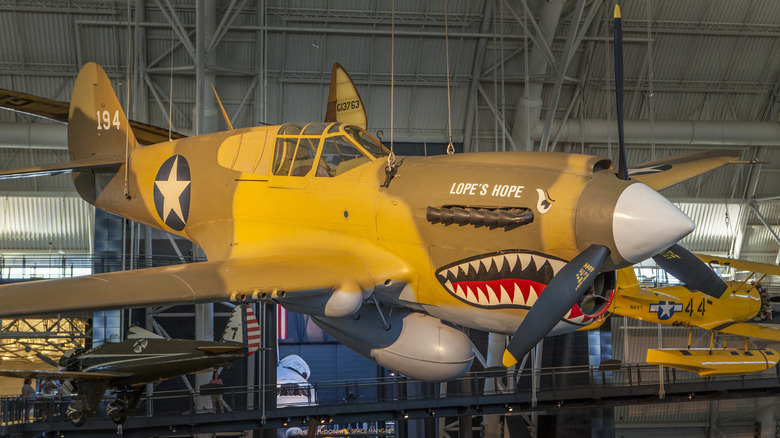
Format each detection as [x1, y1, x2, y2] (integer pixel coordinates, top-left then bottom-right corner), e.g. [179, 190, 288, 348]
[445, 0, 454, 155]
[387, 0, 396, 170]
[124, 0, 132, 199]
[169, 27, 174, 142]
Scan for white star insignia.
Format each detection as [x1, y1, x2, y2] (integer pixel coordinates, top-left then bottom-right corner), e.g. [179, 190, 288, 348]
[659, 301, 674, 318]
[155, 156, 190, 224]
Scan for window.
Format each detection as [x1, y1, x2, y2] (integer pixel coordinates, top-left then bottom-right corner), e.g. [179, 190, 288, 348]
[343, 125, 389, 158]
[289, 137, 321, 177]
[319, 136, 369, 176]
[272, 122, 383, 179]
[93, 310, 121, 346]
[272, 138, 298, 176]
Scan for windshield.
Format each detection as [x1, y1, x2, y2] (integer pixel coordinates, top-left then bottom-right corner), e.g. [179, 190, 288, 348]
[344, 125, 389, 159]
[272, 122, 390, 178]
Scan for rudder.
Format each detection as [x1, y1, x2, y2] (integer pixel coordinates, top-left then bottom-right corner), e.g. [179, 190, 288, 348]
[222, 305, 261, 356]
[324, 63, 367, 130]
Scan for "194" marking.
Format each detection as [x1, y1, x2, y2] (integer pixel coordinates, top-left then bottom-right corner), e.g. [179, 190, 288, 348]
[96, 110, 120, 130]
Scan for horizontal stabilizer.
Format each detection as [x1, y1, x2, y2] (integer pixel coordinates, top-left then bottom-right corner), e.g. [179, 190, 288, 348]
[0, 157, 124, 180]
[630, 150, 739, 190]
[647, 348, 779, 377]
[0, 87, 186, 145]
[0, 369, 124, 381]
[197, 345, 244, 354]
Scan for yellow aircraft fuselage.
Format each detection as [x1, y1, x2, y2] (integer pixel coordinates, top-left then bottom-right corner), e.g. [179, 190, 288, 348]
[0, 62, 705, 381]
[87, 123, 632, 336]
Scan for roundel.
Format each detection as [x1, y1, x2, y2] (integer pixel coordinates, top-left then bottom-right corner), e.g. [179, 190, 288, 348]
[133, 339, 148, 353]
[153, 155, 191, 231]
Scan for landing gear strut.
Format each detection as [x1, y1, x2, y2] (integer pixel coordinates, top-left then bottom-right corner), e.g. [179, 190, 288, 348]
[107, 388, 144, 425]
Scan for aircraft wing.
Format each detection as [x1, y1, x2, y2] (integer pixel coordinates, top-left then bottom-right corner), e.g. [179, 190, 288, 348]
[714, 322, 780, 342]
[629, 150, 739, 190]
[0, 369, 122, 381]
[0, 88, 186, 145]
[694, 254, 780, 277]
[0, 252, 377, 318]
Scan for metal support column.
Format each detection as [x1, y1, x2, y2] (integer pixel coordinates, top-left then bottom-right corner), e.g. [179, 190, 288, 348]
[260, 302, 277, 437]
[510, 0, 564, 151]
[461, 0, 493, 153]
[484, 333, 507, 438]
[194, 0, 217, 135]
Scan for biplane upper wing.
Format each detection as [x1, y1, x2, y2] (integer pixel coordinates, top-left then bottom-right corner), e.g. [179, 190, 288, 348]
[630, 150, 740, 191]
[0, 252, 381, 318]
[694, 253, 780, 277]
[0, 88, 186, 145]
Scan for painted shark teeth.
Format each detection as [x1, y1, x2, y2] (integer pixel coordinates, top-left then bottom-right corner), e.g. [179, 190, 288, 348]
[436, 252, 596, 324]
[437, 251, 565, 284]
[436, 251, 573, 309]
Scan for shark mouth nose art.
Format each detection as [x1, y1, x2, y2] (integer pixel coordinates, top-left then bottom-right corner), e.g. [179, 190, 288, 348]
[435, 251, 612, 324]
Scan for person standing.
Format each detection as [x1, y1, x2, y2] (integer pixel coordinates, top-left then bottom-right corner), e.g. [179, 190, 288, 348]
[208, 371, 231, 413]
[39, 380, 57, 420]
[21, 378, 36, 422]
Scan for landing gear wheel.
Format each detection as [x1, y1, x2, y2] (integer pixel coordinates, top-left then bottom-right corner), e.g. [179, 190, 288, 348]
[66, 400, 89, 427]
[107, 398, 129, 425]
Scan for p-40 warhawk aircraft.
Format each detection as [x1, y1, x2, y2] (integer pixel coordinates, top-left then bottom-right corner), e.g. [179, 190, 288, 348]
[0, 305, 260, 426]
[586, 245, 780, 376]
[0, 60, 735, 380]
[0, 10, 737, 380]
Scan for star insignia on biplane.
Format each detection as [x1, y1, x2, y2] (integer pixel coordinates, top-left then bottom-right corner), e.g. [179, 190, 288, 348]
[649, 300, 683, 320]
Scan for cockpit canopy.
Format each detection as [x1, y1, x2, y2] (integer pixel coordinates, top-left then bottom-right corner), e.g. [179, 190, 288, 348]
[272, 122, 389, 178]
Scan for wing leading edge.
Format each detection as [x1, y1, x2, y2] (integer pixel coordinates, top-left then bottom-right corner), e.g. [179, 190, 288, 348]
[630, 150, 739, 190]
[0, 252, 376, 318]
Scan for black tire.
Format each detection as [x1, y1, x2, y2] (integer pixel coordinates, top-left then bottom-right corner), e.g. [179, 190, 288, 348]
[66, 400, 89, 427]
[107, 399, 128, 425]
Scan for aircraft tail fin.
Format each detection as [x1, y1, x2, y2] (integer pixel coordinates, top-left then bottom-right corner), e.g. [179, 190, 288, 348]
[324, 63, 367, 130]
[68, 62, 139, 163]
[617, 267, 640, 287]
[222, 305, 261, 356]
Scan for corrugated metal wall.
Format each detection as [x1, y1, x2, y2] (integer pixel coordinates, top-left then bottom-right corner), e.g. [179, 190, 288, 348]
[0, 196, 93, 252]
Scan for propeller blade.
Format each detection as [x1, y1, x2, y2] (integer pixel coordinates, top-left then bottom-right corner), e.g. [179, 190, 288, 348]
[613, 5, 628, 180]
[503, 245, 610, 367]
[36, 352, 60, 368]
[653, 244, 728, 298]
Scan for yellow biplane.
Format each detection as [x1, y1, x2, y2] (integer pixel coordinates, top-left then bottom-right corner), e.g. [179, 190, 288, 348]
[593, 248, 780, 376]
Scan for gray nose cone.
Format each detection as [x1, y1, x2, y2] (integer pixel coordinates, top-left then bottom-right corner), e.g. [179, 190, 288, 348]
[612, 183, 695, 264]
